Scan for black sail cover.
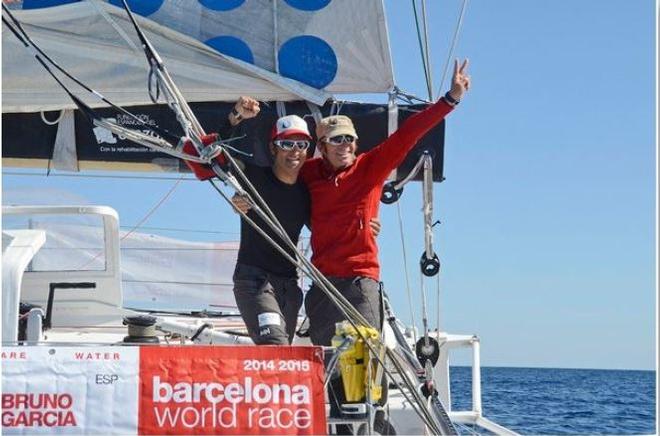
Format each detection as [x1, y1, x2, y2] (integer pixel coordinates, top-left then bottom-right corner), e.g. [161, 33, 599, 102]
[2, 100, 444, 182]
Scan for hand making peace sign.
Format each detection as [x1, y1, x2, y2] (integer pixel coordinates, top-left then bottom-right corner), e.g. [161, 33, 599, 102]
[448, 58, 471, 102]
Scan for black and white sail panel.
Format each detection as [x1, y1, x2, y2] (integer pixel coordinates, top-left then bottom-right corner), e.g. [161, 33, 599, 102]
[3, 100, 445, 181]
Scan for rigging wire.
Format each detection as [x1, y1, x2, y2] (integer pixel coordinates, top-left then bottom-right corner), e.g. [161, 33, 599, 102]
[436, 265, 442, 333]
[76, 176, 184, 270]
[119, 177, 184, 241]
[411, 0, 433, 100]
[433, 0, 470, 336]
[388, 4, 472, 425]
[4, 0, 257, 289]
[1, 4, 180, 143]
[400, 0, 470, 338]
[436, 0, 469, 96]
[420, 0, 434, 100]
[119, 225, 238, 235]
[396, 201, 417, 342]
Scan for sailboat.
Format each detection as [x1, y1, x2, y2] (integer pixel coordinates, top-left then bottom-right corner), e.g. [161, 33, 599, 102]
[2, 1, 516, 434]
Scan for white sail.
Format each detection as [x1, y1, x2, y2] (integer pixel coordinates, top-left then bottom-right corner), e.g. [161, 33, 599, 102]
[1, 1, 331, 112]
[140, 0, 395, 93]
[2, 0, 395, 113]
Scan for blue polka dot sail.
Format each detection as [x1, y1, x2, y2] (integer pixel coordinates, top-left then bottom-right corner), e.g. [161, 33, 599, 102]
[278, 36, 337, 89]
[14, 0, 394, 94]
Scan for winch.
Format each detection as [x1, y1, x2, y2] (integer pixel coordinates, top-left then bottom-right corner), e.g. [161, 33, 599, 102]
[122, 315, 159, 344]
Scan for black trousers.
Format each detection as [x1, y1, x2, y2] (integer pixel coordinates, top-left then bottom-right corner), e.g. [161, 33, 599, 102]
[304, 276, 382, 346]
[233, 263, 303, 345]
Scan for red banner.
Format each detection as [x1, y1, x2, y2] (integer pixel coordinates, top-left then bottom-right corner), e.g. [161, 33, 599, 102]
[138, 346, 326, 435]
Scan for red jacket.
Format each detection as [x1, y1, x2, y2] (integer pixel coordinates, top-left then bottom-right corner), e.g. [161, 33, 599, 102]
[300, 99, 454, 280]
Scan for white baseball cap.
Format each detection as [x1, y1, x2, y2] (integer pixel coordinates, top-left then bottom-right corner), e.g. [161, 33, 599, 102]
[271, 115, 312, 140]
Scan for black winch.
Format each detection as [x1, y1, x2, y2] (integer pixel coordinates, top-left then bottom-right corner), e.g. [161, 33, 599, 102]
[122, 315, 159, 344]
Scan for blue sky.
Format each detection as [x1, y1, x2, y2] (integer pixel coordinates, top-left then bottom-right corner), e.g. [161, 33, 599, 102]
[381, 0, 656, 370]
[388, 1, 656, 368]
[2, 0, 656, 370]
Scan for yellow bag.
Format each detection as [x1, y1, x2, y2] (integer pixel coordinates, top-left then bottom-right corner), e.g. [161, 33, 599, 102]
[331, 321, 383, 403]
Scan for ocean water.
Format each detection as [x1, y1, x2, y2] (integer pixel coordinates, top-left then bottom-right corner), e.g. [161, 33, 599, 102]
[449, 367, 657, 435]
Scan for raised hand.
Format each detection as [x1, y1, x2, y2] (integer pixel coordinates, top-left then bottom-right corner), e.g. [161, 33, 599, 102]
[235, 96, 260, 119]
[448, 58, 470, 102]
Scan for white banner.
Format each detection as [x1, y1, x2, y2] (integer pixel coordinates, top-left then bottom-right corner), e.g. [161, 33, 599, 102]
[1, 347, 139, 434]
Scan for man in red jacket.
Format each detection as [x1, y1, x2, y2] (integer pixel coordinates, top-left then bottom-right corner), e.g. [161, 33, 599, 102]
[301, 59, 471, 345]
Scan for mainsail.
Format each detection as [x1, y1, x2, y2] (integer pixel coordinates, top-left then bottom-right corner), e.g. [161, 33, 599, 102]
[2, 1, 329, 112]
[116, 0, 395, 93]
[2, 0, 394, 112]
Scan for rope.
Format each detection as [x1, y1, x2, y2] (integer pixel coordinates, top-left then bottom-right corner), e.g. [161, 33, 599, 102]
[396, 201, 417, 341]
[120, 177, 184, 241]
[76, 176, 184, 270]
[419, 269, 430, 346]
[411, 0, 433, 100]
[436, 0, 469, 96]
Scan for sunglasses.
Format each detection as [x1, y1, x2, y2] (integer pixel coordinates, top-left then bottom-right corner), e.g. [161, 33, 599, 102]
[273, 139, 311, 151]
[325, 135, 356, 145]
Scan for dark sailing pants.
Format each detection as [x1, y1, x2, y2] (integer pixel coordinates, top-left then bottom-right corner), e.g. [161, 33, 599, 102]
[304, 276, 382, 346]
[233, 263, 303, 345]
